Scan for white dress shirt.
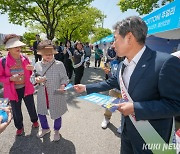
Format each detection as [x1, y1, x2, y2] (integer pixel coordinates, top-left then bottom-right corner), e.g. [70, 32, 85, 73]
[120, 46, 146, 89]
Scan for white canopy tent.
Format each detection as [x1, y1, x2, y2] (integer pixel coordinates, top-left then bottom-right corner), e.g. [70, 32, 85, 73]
[153, 28, 180, 39]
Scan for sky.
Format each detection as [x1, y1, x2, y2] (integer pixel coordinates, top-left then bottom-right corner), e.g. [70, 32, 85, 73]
[0, 0, 139, 35]
[91, 0, 139, 30]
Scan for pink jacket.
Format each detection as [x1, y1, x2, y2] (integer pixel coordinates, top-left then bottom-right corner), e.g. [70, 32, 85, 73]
[0, 53, 34, 101]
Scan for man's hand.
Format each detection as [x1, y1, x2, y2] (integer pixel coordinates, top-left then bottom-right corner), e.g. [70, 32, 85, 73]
[115, 102, 134, 116]
[74, 84, 86, 93]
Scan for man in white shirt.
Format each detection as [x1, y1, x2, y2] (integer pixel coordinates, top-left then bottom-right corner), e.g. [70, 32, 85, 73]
[74, 16, 180, 153]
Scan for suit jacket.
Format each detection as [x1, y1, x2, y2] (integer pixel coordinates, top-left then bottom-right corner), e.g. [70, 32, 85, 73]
[33, 40, 40, 55]
[86, 47, 180, 144]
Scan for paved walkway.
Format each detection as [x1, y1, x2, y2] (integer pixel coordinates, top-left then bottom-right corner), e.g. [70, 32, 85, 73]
[0, 55, 121, 154]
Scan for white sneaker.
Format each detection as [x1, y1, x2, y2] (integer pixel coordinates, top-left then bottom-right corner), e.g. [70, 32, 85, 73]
[53, 130, 60, 141]
[101, 117, 110, 129]
[117, 126, 122, 134]
[37, 129, 51, 138]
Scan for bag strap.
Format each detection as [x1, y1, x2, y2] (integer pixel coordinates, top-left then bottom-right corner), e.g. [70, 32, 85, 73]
[42, 61, 55, 76]
[1, 57, 6, 69]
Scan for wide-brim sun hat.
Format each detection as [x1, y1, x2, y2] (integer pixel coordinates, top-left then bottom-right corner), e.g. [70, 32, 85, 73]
[5, 37, 26, 49]
[37, 46, 58, 55]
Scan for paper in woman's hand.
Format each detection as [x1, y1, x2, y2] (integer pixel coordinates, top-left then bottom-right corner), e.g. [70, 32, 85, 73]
[64, 83, 73, 90]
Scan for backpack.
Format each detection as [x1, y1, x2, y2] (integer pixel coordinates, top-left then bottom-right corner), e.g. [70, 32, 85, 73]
[1, 57, 6, 69]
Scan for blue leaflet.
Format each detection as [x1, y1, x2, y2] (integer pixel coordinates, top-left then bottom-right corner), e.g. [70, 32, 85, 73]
[0, 98, 9, 123]
[102, 97, 127, 112]
[64, 83, 74, 90]
[0, 110, 8, 123]
[78, 93, 126, 112]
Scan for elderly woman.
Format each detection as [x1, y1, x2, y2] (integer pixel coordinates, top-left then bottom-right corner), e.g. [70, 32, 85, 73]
[31, 40, 69, 141]
[0, 34, 39, 136]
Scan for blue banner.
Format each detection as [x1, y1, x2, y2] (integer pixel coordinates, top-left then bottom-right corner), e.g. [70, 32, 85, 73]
[143, 0, 180, 35]
[94, 34, 114, 45]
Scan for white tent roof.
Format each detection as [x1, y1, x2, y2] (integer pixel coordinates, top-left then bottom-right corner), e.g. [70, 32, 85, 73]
[153, 28, 180, 39]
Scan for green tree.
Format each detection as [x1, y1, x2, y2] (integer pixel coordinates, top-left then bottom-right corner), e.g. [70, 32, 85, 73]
[23, 32, 36, 46]
[91, 27, 112, 43]
[56, 6, 104, 42]
[0, 0, 93, 40]
[118, 0, 174, 15]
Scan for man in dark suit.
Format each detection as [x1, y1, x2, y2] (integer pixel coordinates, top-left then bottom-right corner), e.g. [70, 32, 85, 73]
[74, 16, 180, 153]
[33, 34, 42, 62]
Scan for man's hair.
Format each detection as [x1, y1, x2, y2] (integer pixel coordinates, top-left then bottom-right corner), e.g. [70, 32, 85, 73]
[113, 16, 147, 45]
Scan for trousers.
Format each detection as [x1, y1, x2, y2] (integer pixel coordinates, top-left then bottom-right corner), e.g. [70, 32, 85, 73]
[38, 114, 62, 130]
[10, 87, 38, 129]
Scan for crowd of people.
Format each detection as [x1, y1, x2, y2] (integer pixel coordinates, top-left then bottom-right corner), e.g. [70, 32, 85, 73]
[0, 16, 180, 153]
[32, 37, 93, 84]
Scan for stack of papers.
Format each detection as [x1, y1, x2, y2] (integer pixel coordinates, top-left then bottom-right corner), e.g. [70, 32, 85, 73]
[78, 93, 126, 112]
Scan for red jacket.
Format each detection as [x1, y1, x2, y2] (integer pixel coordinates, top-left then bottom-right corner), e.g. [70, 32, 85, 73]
[0, 52, 34, 101]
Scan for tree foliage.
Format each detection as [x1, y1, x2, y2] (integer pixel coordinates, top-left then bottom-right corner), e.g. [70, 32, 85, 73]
[56, 6, 105, 42]
[23, 32, 36, 46]
[91, 27, 112, 43]
[118, 0, 174, 15]
[0, 0, 93, 40]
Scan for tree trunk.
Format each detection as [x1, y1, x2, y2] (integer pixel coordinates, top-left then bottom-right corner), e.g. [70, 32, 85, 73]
[46, 30, 55, 40]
